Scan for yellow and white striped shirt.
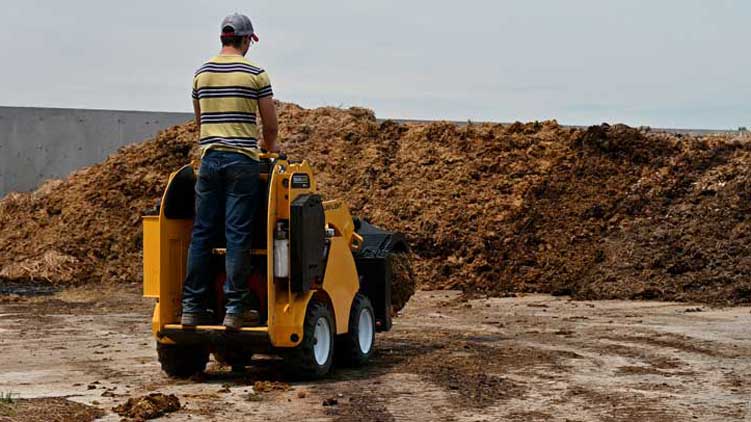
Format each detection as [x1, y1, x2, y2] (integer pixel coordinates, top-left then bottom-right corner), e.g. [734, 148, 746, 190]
[192, 54, 273, 160]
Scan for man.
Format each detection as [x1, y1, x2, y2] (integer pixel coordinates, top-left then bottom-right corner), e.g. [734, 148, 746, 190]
[181, 12, 280, 329]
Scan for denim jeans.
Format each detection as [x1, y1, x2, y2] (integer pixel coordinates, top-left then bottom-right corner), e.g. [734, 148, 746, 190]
[181, 150, 260, 315]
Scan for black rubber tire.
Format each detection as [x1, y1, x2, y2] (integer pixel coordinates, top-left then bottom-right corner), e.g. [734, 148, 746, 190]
[285, 300, 335, 379]
[157, 342, 209, 378]
[336, 293, 376, 367]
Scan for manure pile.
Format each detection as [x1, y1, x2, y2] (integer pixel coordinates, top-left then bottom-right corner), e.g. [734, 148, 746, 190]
[1, 103, 750, 305]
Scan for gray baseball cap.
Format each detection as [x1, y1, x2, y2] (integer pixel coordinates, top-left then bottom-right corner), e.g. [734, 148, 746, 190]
[220, 13, 259, 41]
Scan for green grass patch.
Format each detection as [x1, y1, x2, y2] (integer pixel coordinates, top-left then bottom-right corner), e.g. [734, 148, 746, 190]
[0, 392, 17, 404]
[0, 392, 17, 417]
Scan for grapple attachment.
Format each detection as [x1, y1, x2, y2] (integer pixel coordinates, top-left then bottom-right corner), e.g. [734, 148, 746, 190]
[352, 218, 412, 332]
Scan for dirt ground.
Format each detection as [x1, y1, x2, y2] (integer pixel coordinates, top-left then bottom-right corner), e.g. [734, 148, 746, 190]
[1, 288, 750, 421]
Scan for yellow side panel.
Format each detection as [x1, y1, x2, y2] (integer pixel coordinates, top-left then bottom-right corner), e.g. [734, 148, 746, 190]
[142, 216, 160, 298]
[323, 237, 359, 334]
[268, 290, 314, 347]
[151, 302, 161, 338]
[153, 303, 175, 345]
[143, 164, 196, 334]
[158, 219, 193, 327]
[265, 159, 318, 347]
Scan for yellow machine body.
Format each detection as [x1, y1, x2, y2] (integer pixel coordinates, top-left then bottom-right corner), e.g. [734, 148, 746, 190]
[142, 155, 363, 349]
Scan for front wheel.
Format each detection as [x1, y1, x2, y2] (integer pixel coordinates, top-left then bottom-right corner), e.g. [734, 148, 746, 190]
[285, 300, 335, 379]
[336, 293, 375, 367]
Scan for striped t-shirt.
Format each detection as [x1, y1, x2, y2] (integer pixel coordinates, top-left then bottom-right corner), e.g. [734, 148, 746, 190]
[192, 55, 273, 160]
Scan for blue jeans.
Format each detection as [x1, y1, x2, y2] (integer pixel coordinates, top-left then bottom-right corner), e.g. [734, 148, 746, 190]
[181, 150, 260, 315]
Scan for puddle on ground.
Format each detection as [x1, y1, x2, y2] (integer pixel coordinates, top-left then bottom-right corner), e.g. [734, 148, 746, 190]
[0, 280, 59, 296]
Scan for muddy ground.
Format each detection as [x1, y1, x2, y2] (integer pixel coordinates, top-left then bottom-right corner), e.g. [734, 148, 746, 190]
[1, 288, 750, 421]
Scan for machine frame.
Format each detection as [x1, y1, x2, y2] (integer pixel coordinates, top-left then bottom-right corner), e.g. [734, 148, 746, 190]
[142, 154, 389, 377]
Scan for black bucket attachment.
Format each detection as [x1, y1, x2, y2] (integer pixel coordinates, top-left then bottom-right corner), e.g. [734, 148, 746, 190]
[353, 218, 410, 332]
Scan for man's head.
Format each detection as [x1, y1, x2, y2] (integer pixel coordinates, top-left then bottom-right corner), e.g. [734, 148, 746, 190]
[220, 13, 259, 55]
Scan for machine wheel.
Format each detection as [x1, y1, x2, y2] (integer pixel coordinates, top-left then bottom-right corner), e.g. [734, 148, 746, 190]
[157, 342, 209, 378]
[336, 293, 375, 367]
[286, 300, 335, 379]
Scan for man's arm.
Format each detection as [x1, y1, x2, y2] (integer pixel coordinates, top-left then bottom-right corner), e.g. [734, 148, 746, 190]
[192, 99, 201, 130]
[258, 96, 279, 152]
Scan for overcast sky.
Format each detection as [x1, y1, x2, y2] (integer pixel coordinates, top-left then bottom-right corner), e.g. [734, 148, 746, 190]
[1, 0, 749, 129]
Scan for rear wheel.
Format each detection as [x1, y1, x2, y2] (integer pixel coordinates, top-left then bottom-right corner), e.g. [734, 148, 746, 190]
[286, 300, 335, 379]
[157, 342, 209, 378]
[336, 293, 375, 367]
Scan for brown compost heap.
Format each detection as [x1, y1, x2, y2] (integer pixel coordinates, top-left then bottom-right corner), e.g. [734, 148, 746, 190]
[1, 102, 750, 305]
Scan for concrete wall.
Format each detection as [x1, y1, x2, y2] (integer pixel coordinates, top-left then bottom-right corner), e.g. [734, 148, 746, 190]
[0, 106, 192, 197]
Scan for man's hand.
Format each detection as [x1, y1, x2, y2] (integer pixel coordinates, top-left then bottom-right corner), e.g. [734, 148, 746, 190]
[258, 96, 279, 152]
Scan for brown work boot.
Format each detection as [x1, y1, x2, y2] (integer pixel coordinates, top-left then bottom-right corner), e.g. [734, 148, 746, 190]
[223, 310, 260, 330]
[180, 311, 215, 326]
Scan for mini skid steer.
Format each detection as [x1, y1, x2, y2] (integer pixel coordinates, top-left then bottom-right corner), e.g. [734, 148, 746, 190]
[142, 153, 408, 378]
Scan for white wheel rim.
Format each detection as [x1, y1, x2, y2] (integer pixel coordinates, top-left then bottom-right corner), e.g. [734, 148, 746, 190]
[357, 308, 374, 354]
[313, 316, 332, 366]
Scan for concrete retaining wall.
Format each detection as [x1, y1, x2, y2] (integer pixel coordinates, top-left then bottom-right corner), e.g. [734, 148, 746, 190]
[0, 106, 192, 197]
[2, 106, 736, 199]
